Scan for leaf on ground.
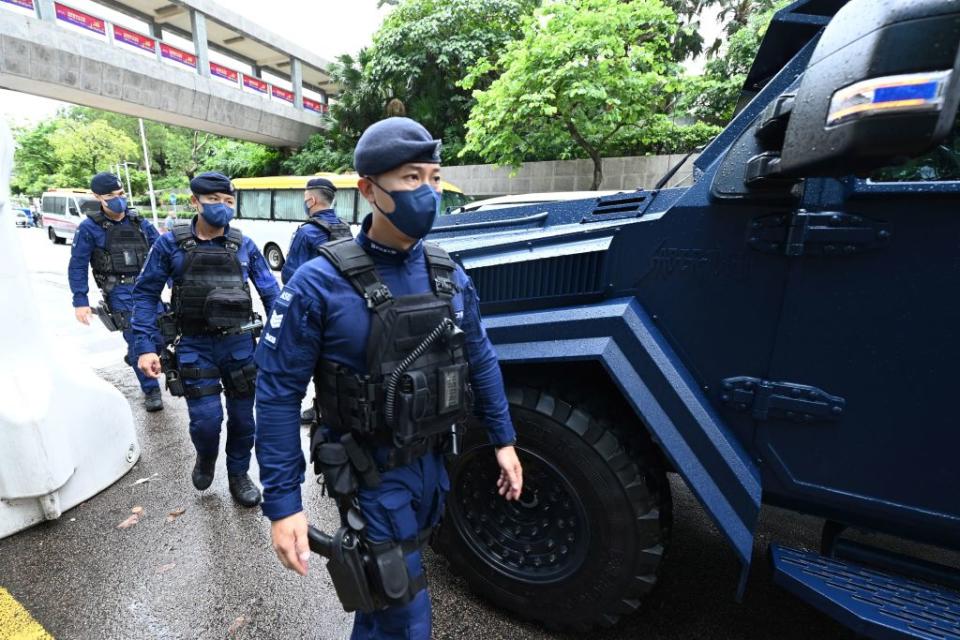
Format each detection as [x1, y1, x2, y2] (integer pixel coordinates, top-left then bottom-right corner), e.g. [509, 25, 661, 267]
[156, 562, 176, 574]
[131, 506, 144, 515]
[116, 514, 140, 529]
[227, 615, 249, 635]
[129, 473, 159, 487]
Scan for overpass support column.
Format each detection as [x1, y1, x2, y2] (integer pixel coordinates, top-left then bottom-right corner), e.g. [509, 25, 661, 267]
[190, 10, 210, 77]
[291, 57, 303, 110]
[148, 21, 162, 61]
[35, 0, 55, 22]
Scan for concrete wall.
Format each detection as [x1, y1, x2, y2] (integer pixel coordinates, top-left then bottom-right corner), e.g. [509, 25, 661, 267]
[442, 154, 699, 198]
[0, 11, 323, 147]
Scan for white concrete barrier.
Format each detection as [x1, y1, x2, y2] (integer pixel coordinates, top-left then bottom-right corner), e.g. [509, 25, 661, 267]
[0, 120, 140, 540]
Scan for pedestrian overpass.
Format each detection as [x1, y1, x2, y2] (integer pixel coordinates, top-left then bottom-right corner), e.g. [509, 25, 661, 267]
[0, 0, 336, 147]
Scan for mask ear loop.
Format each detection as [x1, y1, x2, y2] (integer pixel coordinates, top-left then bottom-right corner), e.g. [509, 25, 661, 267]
[365, 177, 391, 217]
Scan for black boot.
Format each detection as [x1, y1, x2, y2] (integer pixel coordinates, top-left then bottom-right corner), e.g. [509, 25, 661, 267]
[144, 389, 164, 412]
[192, 455, 217, 491]
[228, 474, 262, 507]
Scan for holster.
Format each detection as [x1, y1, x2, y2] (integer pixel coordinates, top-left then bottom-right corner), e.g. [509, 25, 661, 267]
[307, 524, 430, 614]
[160, 344, 185, 397]
[95, 301, 128, 332]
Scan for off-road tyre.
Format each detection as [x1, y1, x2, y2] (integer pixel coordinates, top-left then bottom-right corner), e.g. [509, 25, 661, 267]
[434, 384, 671, 631]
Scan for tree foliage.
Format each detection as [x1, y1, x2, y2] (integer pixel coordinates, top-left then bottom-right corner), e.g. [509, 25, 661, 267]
[285, 0, 540, 173]
[678, 0, 789, 126]
[10, 106, 282, 197]
[461, 0, 718, 189]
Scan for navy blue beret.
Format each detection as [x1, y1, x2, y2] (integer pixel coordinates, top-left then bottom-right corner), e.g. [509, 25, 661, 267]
[90, 172, 122, 195]
[354, 117, 441, 176]
[306, 177, 337, 193]
[190, 171, 234, 195]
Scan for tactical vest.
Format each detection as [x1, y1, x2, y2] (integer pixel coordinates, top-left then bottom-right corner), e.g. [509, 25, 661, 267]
[304, 217, 352, 251]
[313, 239, 471, 449]
[170, 224, 253, 335]
[87, 210, 149, 293]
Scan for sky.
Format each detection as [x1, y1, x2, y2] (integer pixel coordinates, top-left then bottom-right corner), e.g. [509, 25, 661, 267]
[0, 0, 392, 126]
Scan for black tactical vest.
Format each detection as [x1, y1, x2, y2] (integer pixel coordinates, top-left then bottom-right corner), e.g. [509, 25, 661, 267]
[87, 210, 149, 292]
[171, 223, 253, 335]
[314, 239, 471, 449]
[304, 217, 352, 251]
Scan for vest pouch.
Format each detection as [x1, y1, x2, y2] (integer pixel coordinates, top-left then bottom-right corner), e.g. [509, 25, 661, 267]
[394, 370, 431, 447]
[202, 287, 252, 329]
[316, 442, 359, 498]
[437, 363, 468, 415]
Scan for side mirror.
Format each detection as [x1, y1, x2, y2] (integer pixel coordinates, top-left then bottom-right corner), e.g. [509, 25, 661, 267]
[779, 0, 960, 177]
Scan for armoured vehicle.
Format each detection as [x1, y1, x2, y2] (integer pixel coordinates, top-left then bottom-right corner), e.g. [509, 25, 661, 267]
[427, 1, 960, 638]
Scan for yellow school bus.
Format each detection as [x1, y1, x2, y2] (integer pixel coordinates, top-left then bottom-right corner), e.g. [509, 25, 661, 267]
[231, 173, 469, 270]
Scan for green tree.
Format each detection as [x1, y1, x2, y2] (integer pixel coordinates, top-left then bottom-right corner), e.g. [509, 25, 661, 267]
[10, 120, 59, 195]
[461, 0, 695, 189]
[678, 1, 789, 126]
[48, 119, 138, 187]
[200, 138, 282, 178]
[285, 0, 541, 173]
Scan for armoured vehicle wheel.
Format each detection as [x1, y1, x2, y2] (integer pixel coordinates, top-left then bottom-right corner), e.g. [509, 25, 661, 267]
[49, 227, 65, 245]
[264, 243, 284, 271]
[435, 386, 670, 631]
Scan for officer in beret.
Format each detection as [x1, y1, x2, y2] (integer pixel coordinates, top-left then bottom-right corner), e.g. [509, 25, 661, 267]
[255, 118, 523, 639]
[132, 172, 280, 506]
[69, 171, 164, 412]
[280, 177, 351, 285]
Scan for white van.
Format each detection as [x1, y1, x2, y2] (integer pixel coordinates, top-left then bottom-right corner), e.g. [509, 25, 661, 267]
[42, 189, 101, 245]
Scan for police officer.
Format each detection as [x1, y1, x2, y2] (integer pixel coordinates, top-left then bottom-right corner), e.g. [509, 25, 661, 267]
[280, 177, 351, 284]
[132, 172, 280, 507]
[255, 118, 524, 639]
[69, 172, 164, 412]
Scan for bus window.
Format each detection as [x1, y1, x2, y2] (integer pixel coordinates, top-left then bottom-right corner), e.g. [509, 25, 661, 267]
[238, 190, 271, 219]
[334, 189, 358, 223]
[273, 189, 305, 222]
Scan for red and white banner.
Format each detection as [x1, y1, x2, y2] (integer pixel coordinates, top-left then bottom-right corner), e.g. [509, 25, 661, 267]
[160, 43, 196, 68]
[242, 74, 268, 94]
[271, 86, 294, 103]
[55, 3, 106, 35]
[1, 0, 34, 10]
[113, 25, 155, 53]
[303, 97, 324, 113]
[210, 62, 239, 83]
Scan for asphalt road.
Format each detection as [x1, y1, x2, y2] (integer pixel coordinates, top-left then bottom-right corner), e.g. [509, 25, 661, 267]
[0, 226, 900, 639]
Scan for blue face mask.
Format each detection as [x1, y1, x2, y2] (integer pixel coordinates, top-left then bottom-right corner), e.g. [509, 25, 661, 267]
[370, 181, 440, 240]
[303, 200, 312, 216]
[104, 197, 126, 214]
[200, 202, 234, 227]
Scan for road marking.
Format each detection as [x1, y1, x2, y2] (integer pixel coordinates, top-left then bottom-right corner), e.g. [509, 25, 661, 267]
[0, 588, 53, 640]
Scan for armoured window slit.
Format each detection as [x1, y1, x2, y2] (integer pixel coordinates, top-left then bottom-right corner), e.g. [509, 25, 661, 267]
[467, 252, 605, 303]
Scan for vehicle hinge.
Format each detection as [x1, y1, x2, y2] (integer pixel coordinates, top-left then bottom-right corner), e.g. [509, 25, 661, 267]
[748, 209, 891, 256]
[720, 376, 845, 422]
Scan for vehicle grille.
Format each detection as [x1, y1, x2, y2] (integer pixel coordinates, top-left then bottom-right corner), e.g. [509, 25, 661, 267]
[467, 251, 606, 303]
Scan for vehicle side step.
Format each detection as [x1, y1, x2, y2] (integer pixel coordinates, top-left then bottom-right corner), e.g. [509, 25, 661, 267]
[770, 544, 960, 640]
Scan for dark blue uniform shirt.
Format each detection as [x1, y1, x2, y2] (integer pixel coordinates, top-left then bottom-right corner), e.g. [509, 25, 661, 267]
[131, 218, 280, 355]
[68, 211, 160, 309]
[255, 217, 517, 521]
[280, 208, 346, 285]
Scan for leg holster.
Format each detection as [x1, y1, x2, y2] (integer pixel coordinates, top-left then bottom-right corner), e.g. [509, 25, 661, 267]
[307, 524, 432, 614]
[223, 363, 257, 399]
[164, 349, 222, 399]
